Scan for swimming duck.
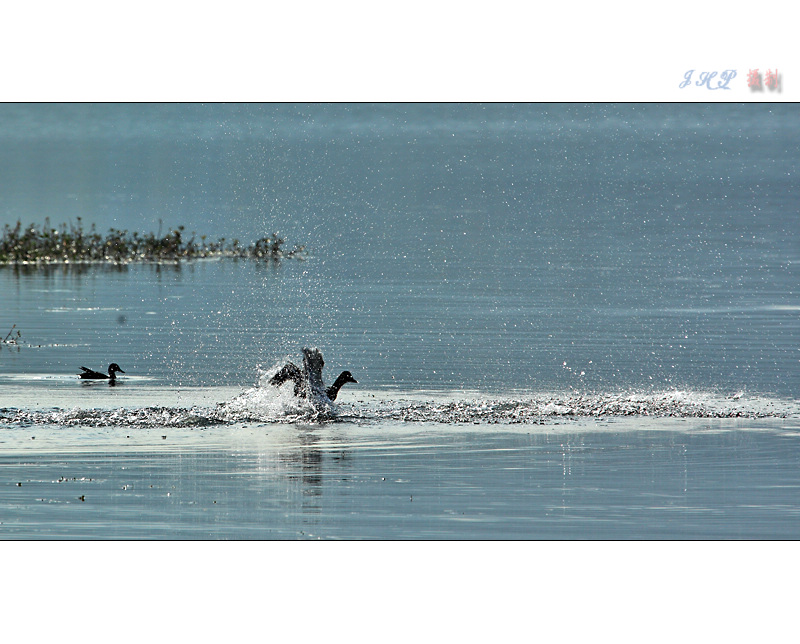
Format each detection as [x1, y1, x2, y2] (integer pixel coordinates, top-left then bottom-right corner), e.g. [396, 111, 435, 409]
[269, 348, 357, 401]
[79, 363, 126, 380]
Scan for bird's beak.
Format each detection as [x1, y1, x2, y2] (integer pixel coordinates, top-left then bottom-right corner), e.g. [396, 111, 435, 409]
[118, 369, 126, 373]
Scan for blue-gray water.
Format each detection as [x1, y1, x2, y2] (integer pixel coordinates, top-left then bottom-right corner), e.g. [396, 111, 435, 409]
[1, 103, 798, 539]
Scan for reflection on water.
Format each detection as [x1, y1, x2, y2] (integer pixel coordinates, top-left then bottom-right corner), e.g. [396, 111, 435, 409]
[2, 415, 799, 539]
[282, 430, 325, 501]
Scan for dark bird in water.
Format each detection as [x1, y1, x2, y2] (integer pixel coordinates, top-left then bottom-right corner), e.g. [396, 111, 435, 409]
[269, 348, 357, 401]
[79, 363, 126, 381]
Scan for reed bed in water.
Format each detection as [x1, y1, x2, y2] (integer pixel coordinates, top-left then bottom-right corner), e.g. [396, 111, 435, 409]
[0, 219, 306, 265]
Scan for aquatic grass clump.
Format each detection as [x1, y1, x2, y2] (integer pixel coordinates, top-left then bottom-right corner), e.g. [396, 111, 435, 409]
[2, 324, 21, 345]
[0, 218, 306, 265]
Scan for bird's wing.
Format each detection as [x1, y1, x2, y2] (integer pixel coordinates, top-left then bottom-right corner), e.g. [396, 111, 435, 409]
[79, 366, 106, 378]
[269, 362, 303, 386]
[302, 348, 326, 397]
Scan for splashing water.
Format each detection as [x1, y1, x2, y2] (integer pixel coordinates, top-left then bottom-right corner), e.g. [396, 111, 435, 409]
[1, 388, 797, 430]
[216, 375, 336, 424]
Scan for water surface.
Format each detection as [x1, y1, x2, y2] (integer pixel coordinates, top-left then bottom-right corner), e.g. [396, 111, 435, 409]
[1, 104, 798, 539]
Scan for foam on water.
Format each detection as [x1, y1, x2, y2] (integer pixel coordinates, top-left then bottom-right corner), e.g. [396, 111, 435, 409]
[358, 390, 798, 424]
[1, 387, 796, 429]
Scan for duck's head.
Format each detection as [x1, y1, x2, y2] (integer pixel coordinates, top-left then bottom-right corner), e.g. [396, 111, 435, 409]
[108, 363, 125, 375]
[325, 370, 358, 401]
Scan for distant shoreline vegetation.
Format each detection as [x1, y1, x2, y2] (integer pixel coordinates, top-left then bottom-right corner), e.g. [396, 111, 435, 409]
[0, 219, 306, 265]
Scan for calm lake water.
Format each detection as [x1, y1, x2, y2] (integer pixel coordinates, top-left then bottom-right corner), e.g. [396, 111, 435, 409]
[1, 103, 798, 539]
